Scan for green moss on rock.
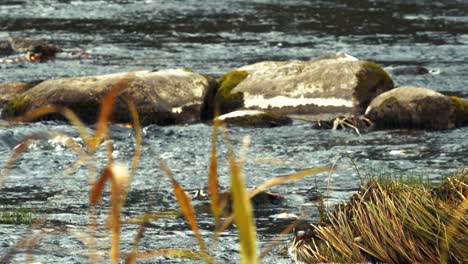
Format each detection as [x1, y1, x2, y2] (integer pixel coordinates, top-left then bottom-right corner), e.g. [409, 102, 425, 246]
[354, 61, 394, 113]
[218, 70, 248, 93]
[1, 95, 31, 119]
[214, 70, 248, 114]
[450, 96, 468, 125]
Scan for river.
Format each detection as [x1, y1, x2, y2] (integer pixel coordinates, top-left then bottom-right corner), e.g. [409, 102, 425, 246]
[0, 0, 467, 263]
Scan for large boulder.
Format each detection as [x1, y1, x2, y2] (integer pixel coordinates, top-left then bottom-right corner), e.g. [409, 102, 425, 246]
[387, 65, 430, 76]
[205, 54, 394, 121]
[365, 86, 456, 130]
[1, 69, 210, 125]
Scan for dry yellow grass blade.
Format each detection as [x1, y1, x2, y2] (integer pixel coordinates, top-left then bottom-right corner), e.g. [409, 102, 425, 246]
[227, 138, 258, 264]
[126, 98, 142, 181]
[89, 74, 134, 152]
[89, 166, 111, 206]
[159, 160, 211, 263]
[123, 211, 179, 225]
[0, 130, 92, 188]
[250, 165, 335, 198]
[441, 198, 468, 263]
[108, 163, 129, 263]
[253, 157, 302, 166]
[134, 248, 208, 260]
[208, 119, 221, 230]
[124, 210, 181, 264]
[11, 105, 92, 146]
[215, 165, 335, 235]
[0, 140, 29, 187]
[259, 214, 307, 259]
[105, 135, 113, 164]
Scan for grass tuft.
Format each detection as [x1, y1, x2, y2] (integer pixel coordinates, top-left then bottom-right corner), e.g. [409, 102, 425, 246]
[290, 174, 468, 263]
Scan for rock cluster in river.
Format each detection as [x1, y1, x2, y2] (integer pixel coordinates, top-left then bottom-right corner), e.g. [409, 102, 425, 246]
[1, 53, 467, 131]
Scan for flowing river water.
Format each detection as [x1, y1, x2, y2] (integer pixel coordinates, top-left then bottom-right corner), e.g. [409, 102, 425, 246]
[0, 0, 468, 263]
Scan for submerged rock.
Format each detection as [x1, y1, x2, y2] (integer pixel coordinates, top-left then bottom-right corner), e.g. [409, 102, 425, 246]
[388, 65, 430, 76]
[1, 69, 209, 125]
[0, 40, 13, 55]
[190, 189, 285, 214]
[207, 54, 394, 120]
[0, 36, 90, 63]
[365, 86, 456, 130]
[7, 36, 60, 61]
[216, 110, 292, 128]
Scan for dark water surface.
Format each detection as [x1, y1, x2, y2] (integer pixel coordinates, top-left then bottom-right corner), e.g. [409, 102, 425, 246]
[1, 0, 468, 263]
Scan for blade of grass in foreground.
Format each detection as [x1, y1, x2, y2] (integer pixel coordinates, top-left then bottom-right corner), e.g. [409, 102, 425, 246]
[216, 165, 335, 236]
[0, 140, 30, 188]
[126, 97, 142, 182]
[160, 160, 212, 263]
[89, 163, 129, 263]
[10, 105, 91, 145]
[89, 74, 134, 152]
[135, 249, 207, 260]
[250, 165, 335, 198]
[227, 136, 258, 264]
[208, 119, 221, 230]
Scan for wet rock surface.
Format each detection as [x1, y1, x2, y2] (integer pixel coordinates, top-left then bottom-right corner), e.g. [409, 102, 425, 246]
[0, 81, 41, 107]
[365, 86, 455, 130]
[1, 69, 209, 125]
[217, 56, 393, 118]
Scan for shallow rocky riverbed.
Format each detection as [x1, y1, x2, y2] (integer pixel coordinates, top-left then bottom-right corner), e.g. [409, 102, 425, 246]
[1, 0, 467, 263]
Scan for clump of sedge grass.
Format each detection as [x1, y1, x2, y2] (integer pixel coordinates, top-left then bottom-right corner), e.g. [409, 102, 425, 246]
[290, 173, 468, 263]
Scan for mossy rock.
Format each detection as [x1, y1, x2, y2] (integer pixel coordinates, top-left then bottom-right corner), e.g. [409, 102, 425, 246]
[354, 61, 394, 113]
[0, 80, 42, 106]
[450, 96, 468, 125]
[1, 95, 31, 119]
[224, 57, 394, 117]
[214, 70, 248, 114]
[217, 110, 292, 128]
[1, 70, 208, 125]
[365, 86, 455, 130]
